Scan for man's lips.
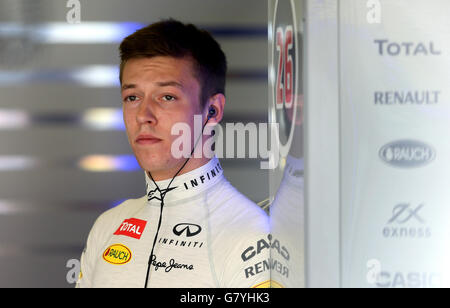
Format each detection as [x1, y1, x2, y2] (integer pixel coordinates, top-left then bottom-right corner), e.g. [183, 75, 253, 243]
[135, 134, 162, 145]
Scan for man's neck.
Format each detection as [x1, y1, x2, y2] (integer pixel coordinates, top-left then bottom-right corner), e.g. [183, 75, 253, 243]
[146, 157, 212, 182]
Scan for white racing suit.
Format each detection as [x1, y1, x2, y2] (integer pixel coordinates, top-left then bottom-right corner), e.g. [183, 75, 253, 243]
[76, 156, 270, 288]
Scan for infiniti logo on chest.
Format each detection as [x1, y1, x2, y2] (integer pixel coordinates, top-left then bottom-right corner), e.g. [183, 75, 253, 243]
[173, 223, 202, 237]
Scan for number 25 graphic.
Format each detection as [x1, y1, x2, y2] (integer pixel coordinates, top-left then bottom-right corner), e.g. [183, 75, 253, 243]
[276, 25, 294, 110]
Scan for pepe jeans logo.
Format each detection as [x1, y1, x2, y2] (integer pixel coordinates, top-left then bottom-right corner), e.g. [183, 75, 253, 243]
[379, 140, 436, 168]
[150, 255, 194, 272]
[173, 223, 202, 237]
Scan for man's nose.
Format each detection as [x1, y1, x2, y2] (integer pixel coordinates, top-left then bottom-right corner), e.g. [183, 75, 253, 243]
[136, 97, 157, 125]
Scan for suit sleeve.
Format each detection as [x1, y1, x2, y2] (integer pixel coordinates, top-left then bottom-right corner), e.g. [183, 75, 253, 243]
[222, 232, 272, 288]
[215, 208, 272, 288]
[76, 218, 103, 288]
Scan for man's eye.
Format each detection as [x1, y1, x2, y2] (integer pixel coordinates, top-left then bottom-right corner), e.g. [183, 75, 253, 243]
[124, 95, 138, 102]
[162, 95, 176, 102]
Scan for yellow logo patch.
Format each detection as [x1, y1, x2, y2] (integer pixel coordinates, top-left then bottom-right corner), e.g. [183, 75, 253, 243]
[252, 280, 284, 288]
[103, 244, 132, 265]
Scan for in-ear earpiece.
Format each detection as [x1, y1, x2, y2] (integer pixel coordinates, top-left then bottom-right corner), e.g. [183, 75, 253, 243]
[208, 106, 216, 118]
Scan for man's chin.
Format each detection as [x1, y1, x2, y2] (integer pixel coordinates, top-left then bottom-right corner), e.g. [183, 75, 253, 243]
[137, 156, 185, 179]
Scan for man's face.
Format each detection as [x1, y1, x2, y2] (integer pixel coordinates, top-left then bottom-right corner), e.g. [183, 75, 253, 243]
[121, 56, 203, 178]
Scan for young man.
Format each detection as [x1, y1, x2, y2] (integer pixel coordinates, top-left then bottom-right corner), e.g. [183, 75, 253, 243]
[76, 19, 270, 288]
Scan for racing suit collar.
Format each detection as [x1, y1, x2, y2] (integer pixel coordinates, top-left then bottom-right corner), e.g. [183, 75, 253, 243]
[144, 156, 224, 205]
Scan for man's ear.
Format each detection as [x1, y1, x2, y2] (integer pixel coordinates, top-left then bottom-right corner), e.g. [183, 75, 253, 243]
[205, 93, 226, 124]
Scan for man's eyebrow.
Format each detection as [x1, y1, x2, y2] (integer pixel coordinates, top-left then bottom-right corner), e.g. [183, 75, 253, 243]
[155, 81, 184, 89]
[121, 84, 136, 91]
[121, 81, 184, 91]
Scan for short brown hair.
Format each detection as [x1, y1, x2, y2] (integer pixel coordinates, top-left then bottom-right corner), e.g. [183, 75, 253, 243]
[119, 18, 227, 109]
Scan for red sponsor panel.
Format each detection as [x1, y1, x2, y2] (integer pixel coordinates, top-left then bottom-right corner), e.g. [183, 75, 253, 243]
[114, 218, 147, 239]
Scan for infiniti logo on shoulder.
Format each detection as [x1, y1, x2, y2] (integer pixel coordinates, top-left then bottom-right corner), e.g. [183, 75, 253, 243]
[379, 140, 436, 168]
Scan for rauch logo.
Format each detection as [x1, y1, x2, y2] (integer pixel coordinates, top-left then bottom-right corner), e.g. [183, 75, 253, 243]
[379, 140, 435, 168]
[103, 244, 132, 265]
